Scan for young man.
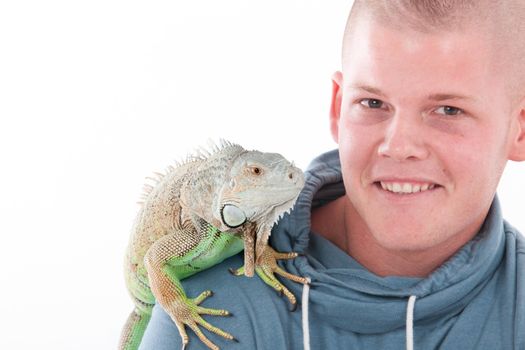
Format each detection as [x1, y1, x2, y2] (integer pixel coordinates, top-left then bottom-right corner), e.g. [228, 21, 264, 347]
[139, 1, 525, 349]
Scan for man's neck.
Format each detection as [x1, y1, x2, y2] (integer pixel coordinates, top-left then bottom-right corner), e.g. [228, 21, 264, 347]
[310, 196, 480, 278]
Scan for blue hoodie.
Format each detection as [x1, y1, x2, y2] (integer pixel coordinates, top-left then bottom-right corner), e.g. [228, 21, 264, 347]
[139, 150, 525, 350]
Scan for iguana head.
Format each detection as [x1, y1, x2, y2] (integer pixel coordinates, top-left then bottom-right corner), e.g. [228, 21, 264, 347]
[179, 142, 304, 276]
[216, 150, 305, 276]
[219, 151, 304, 227]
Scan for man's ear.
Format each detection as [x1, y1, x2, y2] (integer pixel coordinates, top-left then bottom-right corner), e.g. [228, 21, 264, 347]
[508, 97, 525, 161]
[330, 71, 344, 144]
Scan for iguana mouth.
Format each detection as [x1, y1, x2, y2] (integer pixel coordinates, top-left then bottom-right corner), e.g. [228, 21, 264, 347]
[269, 199, 298, 226]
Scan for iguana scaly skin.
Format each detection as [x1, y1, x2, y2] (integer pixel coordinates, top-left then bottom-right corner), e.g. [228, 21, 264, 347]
[119, 141, 308, 350]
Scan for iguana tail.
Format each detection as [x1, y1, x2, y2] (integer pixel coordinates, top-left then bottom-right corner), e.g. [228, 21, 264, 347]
[118, 307, 152, 350]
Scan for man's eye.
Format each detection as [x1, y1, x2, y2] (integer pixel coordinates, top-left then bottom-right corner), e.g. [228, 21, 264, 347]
[359, 99, 384, 109]
[435, 106, 463, 116]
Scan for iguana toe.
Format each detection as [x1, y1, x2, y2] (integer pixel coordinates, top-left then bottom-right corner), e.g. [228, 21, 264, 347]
[167, 292, 234, 350]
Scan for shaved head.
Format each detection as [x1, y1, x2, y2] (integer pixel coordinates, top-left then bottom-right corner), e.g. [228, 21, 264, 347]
[342, 0, 525, 103]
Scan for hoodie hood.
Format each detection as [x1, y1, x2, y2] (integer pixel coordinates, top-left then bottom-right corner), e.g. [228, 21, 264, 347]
[270, 149, 506, 334]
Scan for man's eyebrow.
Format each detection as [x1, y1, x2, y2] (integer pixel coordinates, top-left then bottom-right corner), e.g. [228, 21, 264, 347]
[350, 84, 387, 97]
[426, 93, 476, 102]
[349, 84, 476, 102]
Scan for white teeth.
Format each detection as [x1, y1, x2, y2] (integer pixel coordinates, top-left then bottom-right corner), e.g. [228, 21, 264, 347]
[379, 181, 437, 194]
[393, 183, 402, 192]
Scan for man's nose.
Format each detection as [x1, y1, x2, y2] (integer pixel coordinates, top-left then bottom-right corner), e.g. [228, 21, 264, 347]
[377, 114, 429, 161]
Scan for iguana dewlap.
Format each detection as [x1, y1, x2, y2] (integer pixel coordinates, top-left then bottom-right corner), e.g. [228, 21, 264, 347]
[119, 141, 308, 350]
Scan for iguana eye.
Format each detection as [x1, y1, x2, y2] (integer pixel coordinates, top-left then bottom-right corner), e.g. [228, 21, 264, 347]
[250, 166, 262, 175]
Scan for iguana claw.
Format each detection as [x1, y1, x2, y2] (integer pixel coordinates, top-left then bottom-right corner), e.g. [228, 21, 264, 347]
[169, 290, 234, 350]
[231, 244, 309, 310]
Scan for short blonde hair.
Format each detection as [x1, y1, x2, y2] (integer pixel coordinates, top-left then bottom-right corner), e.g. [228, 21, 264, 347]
[343, 0, 525, 102]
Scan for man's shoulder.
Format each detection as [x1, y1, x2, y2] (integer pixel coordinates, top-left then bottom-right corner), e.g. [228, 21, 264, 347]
[502, 221, 525, 348]
[503, 221, 525, 255]
[181, 253, 285, 300]
[140, 253, 300, 350]
[517, 230, 525, 255]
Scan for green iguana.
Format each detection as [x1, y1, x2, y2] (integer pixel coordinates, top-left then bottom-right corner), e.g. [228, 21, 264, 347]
[119, 140, 308, 350]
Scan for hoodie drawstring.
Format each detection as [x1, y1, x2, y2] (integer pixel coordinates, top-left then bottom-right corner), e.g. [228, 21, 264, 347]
[406, 295, 417, 350]
[302, 277, 312, 350]
[302, 281, 416, 350]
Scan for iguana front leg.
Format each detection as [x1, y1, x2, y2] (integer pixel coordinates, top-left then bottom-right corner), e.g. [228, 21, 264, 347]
[229, 244, 309, 311]
[144, 232, 236, 350]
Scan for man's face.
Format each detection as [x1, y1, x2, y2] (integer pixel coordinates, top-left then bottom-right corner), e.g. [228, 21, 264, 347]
[331, 17, 521, 252]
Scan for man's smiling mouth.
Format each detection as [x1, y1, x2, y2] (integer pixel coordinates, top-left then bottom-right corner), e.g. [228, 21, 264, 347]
[375, 181, 440, 194]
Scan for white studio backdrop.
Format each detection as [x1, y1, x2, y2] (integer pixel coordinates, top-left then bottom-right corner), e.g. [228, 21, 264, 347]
[0, 1, 523, 349]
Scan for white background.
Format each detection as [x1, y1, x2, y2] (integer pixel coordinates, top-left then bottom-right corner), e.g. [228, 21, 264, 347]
[0, 1, 523, 349]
